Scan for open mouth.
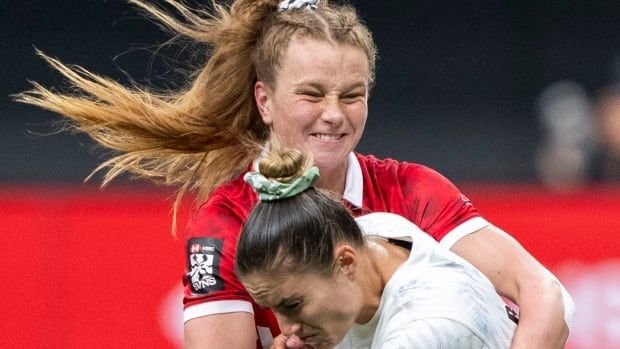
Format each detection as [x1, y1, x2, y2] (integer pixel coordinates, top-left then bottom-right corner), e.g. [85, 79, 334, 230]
[312, 133, 344, 141]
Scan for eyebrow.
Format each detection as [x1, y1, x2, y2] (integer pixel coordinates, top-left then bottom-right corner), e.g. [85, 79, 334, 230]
[344, 82, 368, 90]
[294, 81, 368, 91]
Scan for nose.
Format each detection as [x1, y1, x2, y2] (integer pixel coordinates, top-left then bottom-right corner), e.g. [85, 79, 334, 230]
[276, 314, 302, 337]
[320, 97, 345, 126]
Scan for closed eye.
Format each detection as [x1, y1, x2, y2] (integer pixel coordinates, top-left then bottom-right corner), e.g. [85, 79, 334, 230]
[297, 91, 323, 101]
[283, 301, 301, 310]
[277, 299, 303, 314]
[341, 94, 365, 104]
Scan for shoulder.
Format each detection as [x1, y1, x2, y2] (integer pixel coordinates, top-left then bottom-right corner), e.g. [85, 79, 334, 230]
[355, 152, 423, 173]
[355, 212, 428, 240]
[210, 174, 256, 203]
[355, 152, 456, 190]
[185, 172, 258, 239]
[355, 153, 469, 216]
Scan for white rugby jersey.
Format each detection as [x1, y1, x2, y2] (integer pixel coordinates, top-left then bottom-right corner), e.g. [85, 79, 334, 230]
[335, 213, 517, 349]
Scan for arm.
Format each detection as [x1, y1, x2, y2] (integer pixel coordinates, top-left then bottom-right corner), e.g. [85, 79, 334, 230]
[450, 225, 570, 349]
[185, 313, 257, 349]
[182, 189, 275, 349]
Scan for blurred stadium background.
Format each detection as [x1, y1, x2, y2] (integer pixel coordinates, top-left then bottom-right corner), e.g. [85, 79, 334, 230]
[2, 1, 619, 347]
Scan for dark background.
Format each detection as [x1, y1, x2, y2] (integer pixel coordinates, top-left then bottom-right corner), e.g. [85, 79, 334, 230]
[2, 0, 619, 183]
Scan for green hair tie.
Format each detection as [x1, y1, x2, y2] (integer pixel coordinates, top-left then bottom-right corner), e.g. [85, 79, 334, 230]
[243, 166, 320, 201]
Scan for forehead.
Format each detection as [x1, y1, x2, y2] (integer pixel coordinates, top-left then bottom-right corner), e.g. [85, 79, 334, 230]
[243, 271, 325, 306]
[277, 37, 370, 86]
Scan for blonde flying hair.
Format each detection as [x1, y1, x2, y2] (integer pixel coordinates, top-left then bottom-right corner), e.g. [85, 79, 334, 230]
[14, 0, 377, 231]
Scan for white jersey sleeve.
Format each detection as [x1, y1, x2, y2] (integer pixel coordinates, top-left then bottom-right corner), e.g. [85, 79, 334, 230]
[380, 318, 489, 349]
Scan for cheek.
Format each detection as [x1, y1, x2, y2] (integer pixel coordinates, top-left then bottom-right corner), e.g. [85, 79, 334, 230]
[346, 103, 368, 128]
[314, 291, 356, 324]
[291, 102, 322, 123]
[301, 306, 349, 333]
[274, 102, 318, 127]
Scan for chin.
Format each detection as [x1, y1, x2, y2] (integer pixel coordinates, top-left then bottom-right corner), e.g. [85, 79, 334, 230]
[313, 153, 349, 171]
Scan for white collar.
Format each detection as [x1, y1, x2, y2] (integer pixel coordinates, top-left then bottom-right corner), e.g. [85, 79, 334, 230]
[343, 152, 363, 208]
[250, 151, 363, 208]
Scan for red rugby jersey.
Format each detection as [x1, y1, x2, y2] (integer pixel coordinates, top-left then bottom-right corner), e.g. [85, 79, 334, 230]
[182, 153, 485, 348]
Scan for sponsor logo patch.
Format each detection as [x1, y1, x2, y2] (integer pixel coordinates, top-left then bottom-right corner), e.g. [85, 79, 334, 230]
[186, 238, 224, 294]
[461, 194, 473, 206]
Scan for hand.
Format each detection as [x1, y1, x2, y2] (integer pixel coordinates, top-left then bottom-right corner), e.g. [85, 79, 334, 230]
[270, 334, 305, 349]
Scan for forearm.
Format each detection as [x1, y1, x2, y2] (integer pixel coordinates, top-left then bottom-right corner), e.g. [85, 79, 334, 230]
[509, 277, 568, 349]
[184, 312, 258, 349]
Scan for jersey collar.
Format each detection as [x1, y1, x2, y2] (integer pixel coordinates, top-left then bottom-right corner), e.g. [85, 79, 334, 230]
[343, 152, 363, 208]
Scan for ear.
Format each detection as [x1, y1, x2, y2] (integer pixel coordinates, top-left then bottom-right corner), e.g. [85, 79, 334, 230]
[334, 245, 358, 280]
[255, 81, 273, 125]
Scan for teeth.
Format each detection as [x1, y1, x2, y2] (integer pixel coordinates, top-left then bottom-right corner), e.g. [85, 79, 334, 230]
[315, 134, 342, 141]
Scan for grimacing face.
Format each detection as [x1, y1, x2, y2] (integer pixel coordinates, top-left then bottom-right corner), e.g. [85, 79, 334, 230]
[255, 36, 370, 175]
[243, 269, 362, 349]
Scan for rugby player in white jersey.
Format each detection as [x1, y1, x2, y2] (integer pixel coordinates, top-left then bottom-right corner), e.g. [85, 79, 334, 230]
[236, 148, 530, 349]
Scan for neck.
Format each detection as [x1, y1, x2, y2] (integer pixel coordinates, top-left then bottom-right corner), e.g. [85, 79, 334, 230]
[314, 162, 348, 196]
[355, 238, 410, 324]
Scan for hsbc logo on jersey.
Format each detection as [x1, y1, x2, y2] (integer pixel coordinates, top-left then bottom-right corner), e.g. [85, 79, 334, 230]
[186, 237, 224, 294]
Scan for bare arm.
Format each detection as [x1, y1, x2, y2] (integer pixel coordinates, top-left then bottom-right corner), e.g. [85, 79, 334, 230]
[185, 312, 258, 349]
[450, 225, 569, 349]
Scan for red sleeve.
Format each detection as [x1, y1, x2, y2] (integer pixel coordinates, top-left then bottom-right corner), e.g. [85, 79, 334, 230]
[181, 187, 281, 346]
[182, 193, 253, 308]
[397, 163, 480, 241]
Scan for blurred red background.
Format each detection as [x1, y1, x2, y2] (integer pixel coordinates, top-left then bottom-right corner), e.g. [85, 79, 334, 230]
[2, 184, 619, 348]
